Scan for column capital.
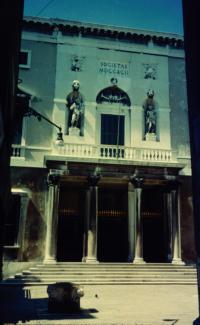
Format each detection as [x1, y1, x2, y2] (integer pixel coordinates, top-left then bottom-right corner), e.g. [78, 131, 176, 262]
[47, 173, 60, 187]
[129, 176, 144, 188]
[167, 180, 181, 192]
[87, 174, 101, 187]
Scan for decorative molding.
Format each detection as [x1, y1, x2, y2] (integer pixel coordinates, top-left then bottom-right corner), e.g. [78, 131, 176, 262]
[71, 55, 85, 71]
[129, 176, 144, 188]
[143, 63, 157, 80]
[87, 174, 101, 187]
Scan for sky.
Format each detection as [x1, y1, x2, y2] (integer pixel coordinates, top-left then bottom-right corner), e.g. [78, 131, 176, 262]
[23, 0, 183, 35]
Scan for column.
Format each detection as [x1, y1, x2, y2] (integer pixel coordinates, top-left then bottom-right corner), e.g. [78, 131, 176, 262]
[84, 174, 100, 263]
[164, 191, 173, 262]
[168, 181, 184, 264]
[82, 185, 90, 262]
[44, 173, 60, 264]
[170, 182, 184, 265]
[127, 181, 136, 262]
[131, 177, 145, 264]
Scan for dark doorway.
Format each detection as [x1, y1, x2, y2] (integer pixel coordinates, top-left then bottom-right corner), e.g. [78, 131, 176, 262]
[57, 187, 84, 261]
[98, 187, 128, 262]
[101, 114, 124, 146]
[142, 188, 168, 262]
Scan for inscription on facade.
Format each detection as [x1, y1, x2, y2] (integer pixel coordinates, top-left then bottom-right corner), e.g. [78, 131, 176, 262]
[99, 61, 129, 77]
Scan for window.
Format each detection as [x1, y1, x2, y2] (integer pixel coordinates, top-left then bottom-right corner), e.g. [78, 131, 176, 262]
[101, 114, 124, 145]
[19, 49, 31, 68]
[101, 114, 125, 158]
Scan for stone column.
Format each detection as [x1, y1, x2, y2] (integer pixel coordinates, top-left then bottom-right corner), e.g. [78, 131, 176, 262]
[44, 173, 60, 264]
[84, 174, 100, 263]
[131, 177, 145, 264]
[127, 181, 136, 262]
[82, 186, 90, 262]
[170, 182, 184, 265]
[169, 181, 184, 264]
[164, 191, 173, 262]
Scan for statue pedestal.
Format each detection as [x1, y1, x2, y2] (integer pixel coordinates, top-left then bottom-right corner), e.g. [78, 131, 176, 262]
[145, 133, 156, 142]
[69, 127, 79, 136]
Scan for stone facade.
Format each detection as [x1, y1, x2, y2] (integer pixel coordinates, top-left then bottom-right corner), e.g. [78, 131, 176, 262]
[5, 16, 196, 270]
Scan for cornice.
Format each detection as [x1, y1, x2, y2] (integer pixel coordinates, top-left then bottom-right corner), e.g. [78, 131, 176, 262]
[23, 16, 184, 49]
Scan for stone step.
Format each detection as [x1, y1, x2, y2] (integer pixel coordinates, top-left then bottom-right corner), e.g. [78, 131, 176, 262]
[36, 263, 195, 267]
[5, 278, 197, 286]
[22, 270, 196, 275]
[2, 263, 197, 286]
[35, 266, 195, 271]
[19, 272, 196, 278]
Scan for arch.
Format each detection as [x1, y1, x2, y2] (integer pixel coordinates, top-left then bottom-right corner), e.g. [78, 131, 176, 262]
[96, 85, 131, 107]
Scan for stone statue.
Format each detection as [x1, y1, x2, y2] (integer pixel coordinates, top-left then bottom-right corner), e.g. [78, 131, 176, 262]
[65, 80, 85, 136]
[143, 89, 157, 135]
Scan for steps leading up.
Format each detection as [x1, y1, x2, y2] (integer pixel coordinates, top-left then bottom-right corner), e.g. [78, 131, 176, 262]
[2, 263, 197, 286]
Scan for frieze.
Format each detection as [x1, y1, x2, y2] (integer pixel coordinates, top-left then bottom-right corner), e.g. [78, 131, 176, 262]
[71, 55, 85, 72]
[143, 63, 157, 80]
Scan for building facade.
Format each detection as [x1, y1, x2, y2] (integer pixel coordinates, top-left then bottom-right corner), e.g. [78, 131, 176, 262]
[5, 16, 196, 270]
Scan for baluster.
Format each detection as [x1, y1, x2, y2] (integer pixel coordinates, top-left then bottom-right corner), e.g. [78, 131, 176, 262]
[118, 147, 121, 158]
[125, 148, 128, 159]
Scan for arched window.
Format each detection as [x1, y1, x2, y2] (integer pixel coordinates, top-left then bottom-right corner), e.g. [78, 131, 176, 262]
[96, 84, 131, 107]
[96, 80, 131, 154]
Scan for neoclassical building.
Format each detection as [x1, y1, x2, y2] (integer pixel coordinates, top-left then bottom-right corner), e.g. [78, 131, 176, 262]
[5, 16, 196, 271]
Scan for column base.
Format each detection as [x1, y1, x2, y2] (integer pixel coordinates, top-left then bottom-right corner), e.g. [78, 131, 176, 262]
[133, 257, 146, 264]
[43, 257, 57, 264]
[172, 258, 185, 265]
[85, 256, 99, 264]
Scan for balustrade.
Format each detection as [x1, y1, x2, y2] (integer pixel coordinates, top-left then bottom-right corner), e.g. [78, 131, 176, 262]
[11, 145, 25, 158]
[53, 143, 174, 163]
[11, 143, 175, 164]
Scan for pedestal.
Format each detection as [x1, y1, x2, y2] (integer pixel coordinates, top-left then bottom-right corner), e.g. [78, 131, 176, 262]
[69, 127, 80, 136]
[145, 132, 156, 141]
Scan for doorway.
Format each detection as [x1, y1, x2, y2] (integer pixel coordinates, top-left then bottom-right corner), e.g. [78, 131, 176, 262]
[56, 186, 84, 261]
[142, 188, 169, 262]
[97, 187, 128, 262]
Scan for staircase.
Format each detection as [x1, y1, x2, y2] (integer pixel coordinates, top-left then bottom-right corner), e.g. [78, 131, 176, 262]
[3, 263, 197, 285]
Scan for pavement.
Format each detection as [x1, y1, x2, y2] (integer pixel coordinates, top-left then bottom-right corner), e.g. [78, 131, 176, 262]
[0, 284, 199, 325]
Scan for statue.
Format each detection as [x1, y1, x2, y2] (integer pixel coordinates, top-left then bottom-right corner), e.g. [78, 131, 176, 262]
[143, 89, 157, 135]
[65, 80, 85, 136]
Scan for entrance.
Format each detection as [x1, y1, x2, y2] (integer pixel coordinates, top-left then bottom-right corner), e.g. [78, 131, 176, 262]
[98, 187, 128, 262]
[56, 186, 84, 261]
[142, 188, 169, 262]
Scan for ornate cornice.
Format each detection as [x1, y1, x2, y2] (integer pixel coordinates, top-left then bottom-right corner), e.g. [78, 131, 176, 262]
[23, 16, 184, 49]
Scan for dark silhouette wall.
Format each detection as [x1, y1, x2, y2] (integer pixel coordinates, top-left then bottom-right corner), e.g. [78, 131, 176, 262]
[0, 1, 24, 280]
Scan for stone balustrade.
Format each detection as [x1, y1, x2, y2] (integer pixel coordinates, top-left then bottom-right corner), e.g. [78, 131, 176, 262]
[54, 143, 174, 163]
[11, 145, 25, 158]
[11, 143, 176, 163]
